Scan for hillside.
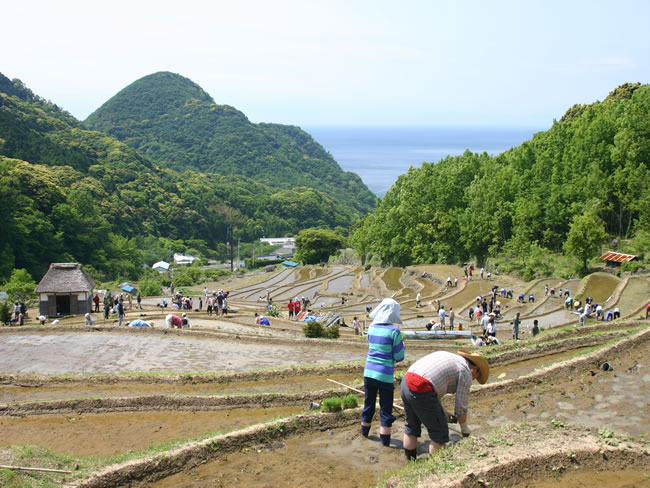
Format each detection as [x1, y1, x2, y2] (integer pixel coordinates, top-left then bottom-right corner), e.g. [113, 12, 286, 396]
[84, 71, 376, 214]
[350, 83, 650, 270]
[0, 73, 367, 282]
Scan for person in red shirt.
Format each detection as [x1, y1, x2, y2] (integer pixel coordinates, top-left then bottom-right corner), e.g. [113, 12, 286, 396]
[288, 299, 295, 319]
[293, 298, 301, 319]
[165, 314, 182, 328]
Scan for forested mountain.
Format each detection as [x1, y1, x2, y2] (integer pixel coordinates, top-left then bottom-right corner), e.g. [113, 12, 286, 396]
[84, 71, 376, 214]
[0, 72, 370, 282]
[350, 83, 650, 269]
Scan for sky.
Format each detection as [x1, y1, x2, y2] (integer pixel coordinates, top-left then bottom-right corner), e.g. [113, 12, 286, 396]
[2, 0, 649, 128]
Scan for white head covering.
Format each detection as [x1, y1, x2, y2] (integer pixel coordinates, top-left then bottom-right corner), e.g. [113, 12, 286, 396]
[369, 298, 402, 325]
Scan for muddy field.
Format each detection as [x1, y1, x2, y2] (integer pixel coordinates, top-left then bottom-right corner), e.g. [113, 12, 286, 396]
[0, 265, 648, 488]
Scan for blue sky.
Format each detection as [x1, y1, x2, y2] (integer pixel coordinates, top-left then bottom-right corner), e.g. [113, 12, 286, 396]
[2, 0, 648, 128]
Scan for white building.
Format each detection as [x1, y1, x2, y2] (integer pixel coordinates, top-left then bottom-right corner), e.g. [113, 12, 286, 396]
[173, 253, 200, 266]
[260, 237, 296, 247]
[152, 261, 170, 273]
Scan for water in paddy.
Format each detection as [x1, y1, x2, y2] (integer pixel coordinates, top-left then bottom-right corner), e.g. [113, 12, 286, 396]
[326, 275, 355, 294]
[382, 268, 403, 291]
[580, 273, 619, 303]
[0, 405, 304, 457]
[614, 277, 650, 317]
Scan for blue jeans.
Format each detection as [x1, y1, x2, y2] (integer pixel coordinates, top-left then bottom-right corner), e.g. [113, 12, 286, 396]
[362, 376, 396, 427]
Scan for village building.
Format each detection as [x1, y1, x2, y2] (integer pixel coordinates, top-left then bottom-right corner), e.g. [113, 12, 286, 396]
[35, 263, 95, 317]
[173, 253, 200, 266]
[600, 251, 637, 268]
[152, 261, 170, 273]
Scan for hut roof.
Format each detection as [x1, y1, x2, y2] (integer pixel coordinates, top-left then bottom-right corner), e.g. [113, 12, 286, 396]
[35, 263, 95, 293]
[599, 251, 637, 263]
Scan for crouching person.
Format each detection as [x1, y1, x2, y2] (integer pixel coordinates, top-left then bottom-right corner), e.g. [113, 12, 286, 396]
[401, 350, 489, 461]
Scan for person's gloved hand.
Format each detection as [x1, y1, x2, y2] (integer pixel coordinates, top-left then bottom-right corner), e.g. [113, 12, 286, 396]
[460, 421, 471, 437]
[447, 414, 458, 424]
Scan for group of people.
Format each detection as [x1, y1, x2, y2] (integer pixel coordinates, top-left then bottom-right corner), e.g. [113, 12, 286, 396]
[205, 289, 229, 317]
[362, 298, 489, 461]
[425, 305, 458, 331]
[287, 297, 303, 319]
[7, 302, 27, 325]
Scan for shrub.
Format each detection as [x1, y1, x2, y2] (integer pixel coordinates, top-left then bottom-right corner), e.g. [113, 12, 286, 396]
[343, 394, 358, 409]
[0, 302, 10, 325]
[323, 323, 340, 339]
[303, 320, 324, 338]
[322, 397, 342, 412]
[139, 278, 162, 297]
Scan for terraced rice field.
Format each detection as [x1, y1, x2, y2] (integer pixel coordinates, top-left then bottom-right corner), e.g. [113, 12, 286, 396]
[0, 265, 647, 487]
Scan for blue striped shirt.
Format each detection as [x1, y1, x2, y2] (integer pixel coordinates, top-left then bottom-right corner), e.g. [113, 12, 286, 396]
[364, 323, 405, 383]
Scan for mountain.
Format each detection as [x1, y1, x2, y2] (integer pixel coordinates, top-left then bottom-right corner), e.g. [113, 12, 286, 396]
[84, 71, 376, 214]
[0, 72, 369, 282]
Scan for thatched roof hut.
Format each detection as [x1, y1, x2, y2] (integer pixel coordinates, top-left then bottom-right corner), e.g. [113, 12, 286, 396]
[36, 263, 96, 317]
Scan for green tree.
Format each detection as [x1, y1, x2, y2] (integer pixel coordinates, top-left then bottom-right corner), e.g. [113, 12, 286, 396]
[295, 228, 345, 265]
[563, 213, 607, 274]
[3, 268, 37, 304]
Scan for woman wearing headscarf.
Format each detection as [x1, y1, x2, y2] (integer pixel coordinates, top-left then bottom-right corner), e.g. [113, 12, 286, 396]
[361, 298, 405, 447]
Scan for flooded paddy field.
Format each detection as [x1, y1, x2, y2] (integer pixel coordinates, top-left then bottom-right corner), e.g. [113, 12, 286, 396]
[0, 265, 647, 488]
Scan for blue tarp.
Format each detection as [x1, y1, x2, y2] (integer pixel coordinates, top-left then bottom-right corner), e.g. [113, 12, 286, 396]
[282, 260, 299, 267]
[122, 285, 135, 293]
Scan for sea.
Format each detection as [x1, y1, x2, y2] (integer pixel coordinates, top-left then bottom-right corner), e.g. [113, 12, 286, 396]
[306, 126, 544, 197]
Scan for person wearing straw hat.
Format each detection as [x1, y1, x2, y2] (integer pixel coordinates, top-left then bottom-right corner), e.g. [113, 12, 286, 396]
[400, 349, 489, 461]
[361, 298, 405, 447]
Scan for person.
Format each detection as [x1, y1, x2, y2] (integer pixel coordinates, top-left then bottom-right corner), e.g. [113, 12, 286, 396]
[448, 308, 455, 330]
[480, 311, 491, 337]
[544, 284, 549, 296]
[595, 304, 604, 321]
[518, 293, 525, 303]
[579, 309, 587, 326]
[294, 297, 301, 318]
[468, 306, 474, 320]
[447, 277, 452, 287]
[259, 316, 270, 326]
[486, 272, 491, 281]
[480, 267, 485, 280]
[181, 313, 190, 328]
[528, 293, 535, 303]
[37, 314, 46, 325]
[361, 298, 405, 447]
[438, 306, 446, 329]
[117, 299, 125, 326]
[85, 313, 95, 326]
[401, 350, 489, 461]
[512, 312, 520, 341]
[454, 277, 458, 288]
[127, 319, 151, 327]
[416, 292, 421, 308]
[137, 292, 142, 310]
[486, 315, 497, 338]
[93, 294, 100, 312]
[532, 319, 540, 336]
[13, 302, 20, 320]
[222, 296, 228, 316]
[353, 316, 360, 336]
[614, 307, 621, 320]
[165, 313, 182, 328]
[288, 299, 295, 319]
[426, 319, 439, 331]
[255, 312, 262, 325]
[563, 296, 571, 308]
[605, 309, 613, 321]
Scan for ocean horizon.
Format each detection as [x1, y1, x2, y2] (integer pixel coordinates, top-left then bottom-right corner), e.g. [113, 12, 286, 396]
[306, 126, 545, 196]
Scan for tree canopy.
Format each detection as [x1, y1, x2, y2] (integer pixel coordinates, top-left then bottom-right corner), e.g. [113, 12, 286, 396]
[350, 83, 649, 270]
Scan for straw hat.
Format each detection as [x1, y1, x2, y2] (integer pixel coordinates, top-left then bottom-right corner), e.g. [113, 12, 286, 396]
[457, 350, 489, 384]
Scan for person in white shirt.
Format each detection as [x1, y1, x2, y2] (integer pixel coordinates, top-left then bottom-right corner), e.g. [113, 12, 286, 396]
[438, 306, 446, 329]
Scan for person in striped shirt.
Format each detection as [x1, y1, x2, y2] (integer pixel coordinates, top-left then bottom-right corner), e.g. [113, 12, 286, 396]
[361, 298, 405, 447]
[401, 350, 489, 461]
